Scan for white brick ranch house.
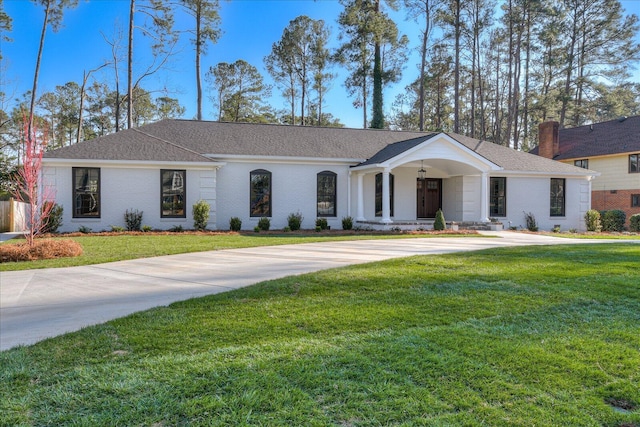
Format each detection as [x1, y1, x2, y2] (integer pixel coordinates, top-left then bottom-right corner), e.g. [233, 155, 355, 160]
[41, 119, 597, 232]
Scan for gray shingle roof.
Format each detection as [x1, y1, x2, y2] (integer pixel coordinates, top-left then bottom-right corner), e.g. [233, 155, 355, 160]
[450, 134, 591, 174]
[43, 119, 592, 175]
[529, 115, 640, 160]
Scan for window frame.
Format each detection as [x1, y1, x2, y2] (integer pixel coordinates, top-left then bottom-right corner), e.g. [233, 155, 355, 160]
[632, 194, 640, 208]
[574, 159, 589, 169]
[630, 154, 640, 173]
[375, 172, 394, 217]
[72, 167, 101, 218]
[160, 169, 187, 218]
[550, 178, 566, 217]
[317, 171, 337, 217]
[250, 169, 272, 217]
[489, 177, 507, 217]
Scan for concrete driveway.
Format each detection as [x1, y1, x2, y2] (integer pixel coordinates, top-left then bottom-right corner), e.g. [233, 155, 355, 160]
[0, 232, 615, 351]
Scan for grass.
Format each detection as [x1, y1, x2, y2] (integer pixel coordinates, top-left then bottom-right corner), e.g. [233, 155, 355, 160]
[1, 243, 639, 425]
[0, 230, 479, 271]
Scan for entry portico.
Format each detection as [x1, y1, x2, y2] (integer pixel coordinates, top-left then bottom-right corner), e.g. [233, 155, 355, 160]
[351, 133, 502, 225]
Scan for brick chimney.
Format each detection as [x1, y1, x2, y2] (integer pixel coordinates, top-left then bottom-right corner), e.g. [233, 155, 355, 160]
[538, 119, 559, 159]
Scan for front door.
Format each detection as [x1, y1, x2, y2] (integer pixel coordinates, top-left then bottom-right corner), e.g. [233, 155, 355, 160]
[417, 178, 442, 218]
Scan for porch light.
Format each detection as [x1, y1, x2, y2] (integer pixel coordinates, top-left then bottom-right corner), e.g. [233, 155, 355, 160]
[417, 160, 427, 179]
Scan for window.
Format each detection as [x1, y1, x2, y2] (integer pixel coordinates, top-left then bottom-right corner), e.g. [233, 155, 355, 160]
[490, 177, 506, 217]
[73, 167, 100, 218]
[375, 172, 394, 217]
[550, 178, 565, 217]
[574, 159, 589, 169]
[161, 170, 186, 217]
[317, 171, 337, 217]
[250, 169, 271, 217]
[630, 154, 640, 173]
[632, 194, 640, 208]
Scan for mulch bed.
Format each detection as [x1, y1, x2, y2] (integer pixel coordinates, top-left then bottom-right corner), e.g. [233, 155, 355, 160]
[0, 239, 83, 263]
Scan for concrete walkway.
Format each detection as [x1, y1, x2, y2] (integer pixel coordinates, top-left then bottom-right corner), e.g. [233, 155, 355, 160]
[0, 232, 621, 351]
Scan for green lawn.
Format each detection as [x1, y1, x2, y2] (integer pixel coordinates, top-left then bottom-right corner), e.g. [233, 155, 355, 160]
[0, 231, 479, 271]
[1, 243, 639, 425]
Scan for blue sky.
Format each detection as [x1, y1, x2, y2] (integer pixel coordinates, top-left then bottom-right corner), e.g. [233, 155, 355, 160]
[2, 0, 640, 129]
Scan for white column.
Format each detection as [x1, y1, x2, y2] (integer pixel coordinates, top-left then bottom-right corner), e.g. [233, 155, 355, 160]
[381, 168, 393, 224]
[480, 171, 490, 222]
[356, 173, 365, 221]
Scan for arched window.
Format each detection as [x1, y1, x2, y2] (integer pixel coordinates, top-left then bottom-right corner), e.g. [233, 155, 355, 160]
[250, 169, 272, 217]
[317, 171, 337, 217]
[375, 173, 394, 217]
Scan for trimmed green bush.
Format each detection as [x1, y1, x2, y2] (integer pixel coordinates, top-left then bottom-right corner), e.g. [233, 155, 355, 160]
[630, 214, 640, 232]
[601, 210, 626, 232]
[257, 217, 270, 231]
[433, 209, 446, 231]
[192, 200, 210, 231]
[229, 217, 242, 232]
[42, 202, 63, 234]
[342, 216, 353, 230]
[584, 209, 601, 232]
[124, 209, 143, 231]
[316, 217, 329, 230]
[287, 211, 303, 231]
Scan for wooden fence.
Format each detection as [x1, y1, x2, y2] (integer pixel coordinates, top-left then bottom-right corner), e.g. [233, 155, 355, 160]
[0, 199, 29, 232]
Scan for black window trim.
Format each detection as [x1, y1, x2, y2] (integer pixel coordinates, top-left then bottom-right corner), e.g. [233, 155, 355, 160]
[161, 169, 187, 218]
[574, 159, 589, 169]
[72, 167, 101, 219]
[317, 170, 337, 218]
[490, 176, 507, 217]
[630, 154, 640, 173]
[250, 168, 272, 217]
[550, 178, 566, 217]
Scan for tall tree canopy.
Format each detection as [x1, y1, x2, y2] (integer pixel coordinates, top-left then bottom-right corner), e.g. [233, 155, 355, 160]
[180, 0, 221, 121]
[265, 16, 332, 125]
[337, 0, 408, 128]
[207, 60, 273, 123]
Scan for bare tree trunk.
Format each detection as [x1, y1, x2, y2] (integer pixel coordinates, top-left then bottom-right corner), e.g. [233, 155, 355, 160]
[127, 0, 134, 129]
[453, 0, 460, 133]
[29, 0, 52, 142]
[196, 2, 203, 121]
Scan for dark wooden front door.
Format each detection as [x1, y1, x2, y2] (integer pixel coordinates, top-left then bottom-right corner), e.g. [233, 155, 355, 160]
[417, 178, 442, 218]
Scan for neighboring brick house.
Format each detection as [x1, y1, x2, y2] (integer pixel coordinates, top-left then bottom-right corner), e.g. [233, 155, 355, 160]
[531, 116, 640, 226]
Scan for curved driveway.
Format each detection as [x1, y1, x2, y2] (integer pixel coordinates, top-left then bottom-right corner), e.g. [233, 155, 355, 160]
[0, 232, 618, 351]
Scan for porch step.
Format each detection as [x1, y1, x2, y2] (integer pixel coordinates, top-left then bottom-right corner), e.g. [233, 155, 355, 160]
[457, 221, 492, 231]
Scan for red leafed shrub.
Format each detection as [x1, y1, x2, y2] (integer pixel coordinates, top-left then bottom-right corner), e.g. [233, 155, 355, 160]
[0, 239, 83, 262]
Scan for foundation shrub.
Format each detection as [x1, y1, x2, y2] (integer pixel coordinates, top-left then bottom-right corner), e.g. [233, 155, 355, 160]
[229, 217, 242, 232]
[192, 200, 210, 231]
[342, 216, 353, 230]
[287, 211, 303, 231]
[584, 209, 602, 232]
[601, 210, 626, 232]
[257, 217, 270, 231]
[630, 214, 640, 232]
[433, 209, 446, 231]
[315, 218, 329, 230]
[124, 209, 143, 231]
[524, 211, 538, 232]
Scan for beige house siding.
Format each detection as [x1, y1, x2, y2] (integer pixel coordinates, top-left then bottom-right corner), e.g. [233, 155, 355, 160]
[561, 154, 640, 191]
[562, 154, 640, 225]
